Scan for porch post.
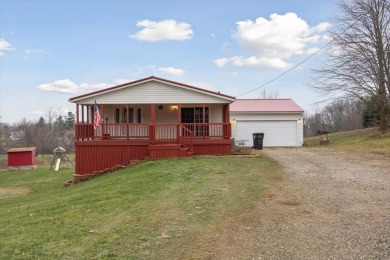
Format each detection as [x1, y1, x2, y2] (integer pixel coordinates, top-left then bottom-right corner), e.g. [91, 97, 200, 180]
[202, 104, 206, 123]
[76, 104, 79, 124]
[223, 104, 231, 139]
[177, 105, 181, 123]
[76, 104, 79, 140]
[177, 104, 181, 142]
[225, 104, 230, 123]
[202, 103, 206, 138]
[126, 104, 129, 139]
[81, 105, 85, 124]
[101, 104, 105, 137]
[150, 104, 155, 142]
[86, 105, 89, 123]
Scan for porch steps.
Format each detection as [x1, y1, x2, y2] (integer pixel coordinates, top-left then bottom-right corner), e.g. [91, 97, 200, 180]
[148, 143, 193, 160]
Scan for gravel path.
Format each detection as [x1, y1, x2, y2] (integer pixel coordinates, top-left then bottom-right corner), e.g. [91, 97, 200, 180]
[220, 148, 390, 259]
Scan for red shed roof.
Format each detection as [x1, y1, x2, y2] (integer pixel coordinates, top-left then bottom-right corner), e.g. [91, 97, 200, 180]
[8, 147, 36, 153]
[230, 99, 304, 113]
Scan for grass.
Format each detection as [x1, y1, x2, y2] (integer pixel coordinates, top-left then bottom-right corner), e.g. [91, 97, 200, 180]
[0, 156, 281, 259]
[305, 128, 390, 155]
[0, 153, 75, 169]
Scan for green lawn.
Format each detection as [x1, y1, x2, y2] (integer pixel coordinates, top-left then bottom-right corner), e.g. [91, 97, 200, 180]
[0, 156, 281, 259]
[305, 128, 390, 155]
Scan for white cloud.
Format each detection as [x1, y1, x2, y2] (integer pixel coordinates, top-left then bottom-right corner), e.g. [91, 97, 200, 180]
[311, 22, 332, 33]
[37, 79, 132, 94]
[215, 13, 331, 69]
[231, 56, 290, 69]
[0, 38, 14, 56]
[158, 67, 184, 76]
[130, 19, 193, 42]
[214, 58, 230, 67]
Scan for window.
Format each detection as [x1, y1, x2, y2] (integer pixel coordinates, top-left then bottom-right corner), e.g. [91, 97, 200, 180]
[115, 107, 134, 123]
[123, 108, 134, 123]
[115, 109, 120, 123]
[181, 107, 209, 136]
[181, 107, 209, 123]
[137, 108, 142, 123]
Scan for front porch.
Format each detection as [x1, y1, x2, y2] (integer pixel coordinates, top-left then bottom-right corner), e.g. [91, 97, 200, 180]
[74, 104, 232, 175]
[74, 123, 231, 175]
[69, 76, 236, 175]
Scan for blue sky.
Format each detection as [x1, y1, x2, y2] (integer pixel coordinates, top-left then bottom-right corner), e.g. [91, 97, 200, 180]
[0, 0, 338, 123]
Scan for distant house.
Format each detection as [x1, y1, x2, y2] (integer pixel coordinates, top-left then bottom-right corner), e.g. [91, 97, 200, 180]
[10, 130, 24, 141]
[230, 99, 304, 147]
[69, 76, 235, 175]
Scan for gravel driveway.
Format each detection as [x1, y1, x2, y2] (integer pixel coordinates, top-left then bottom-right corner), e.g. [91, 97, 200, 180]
[219, 148, 390, 259]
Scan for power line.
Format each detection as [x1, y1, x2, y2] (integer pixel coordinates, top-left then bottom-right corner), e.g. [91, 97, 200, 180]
[236, 44, 330, 97]
[236, 22, 355, 97]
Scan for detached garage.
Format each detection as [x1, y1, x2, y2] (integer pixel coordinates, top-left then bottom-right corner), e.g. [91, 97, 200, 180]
[231, 99, 304, 147]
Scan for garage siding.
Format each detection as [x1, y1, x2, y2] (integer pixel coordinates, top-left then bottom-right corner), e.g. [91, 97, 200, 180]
[235, 120, 298, 147]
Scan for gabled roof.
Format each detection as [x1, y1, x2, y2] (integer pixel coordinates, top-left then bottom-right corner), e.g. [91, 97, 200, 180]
[69, 76, 235, 103]
[230, 99, 304, 113]
[8, 147, 36, 153]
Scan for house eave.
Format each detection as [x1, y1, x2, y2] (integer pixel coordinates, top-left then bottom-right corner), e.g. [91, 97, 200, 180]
[68, 76, 236, 104]
[230, 111, 304, 114]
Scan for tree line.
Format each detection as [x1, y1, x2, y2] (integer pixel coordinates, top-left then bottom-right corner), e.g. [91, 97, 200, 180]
[312, 0, 389, 132]
[304, 96, 387, 137]
[0, 109, 75, 155]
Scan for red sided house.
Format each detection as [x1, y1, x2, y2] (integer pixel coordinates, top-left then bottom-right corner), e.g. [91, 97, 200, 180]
[69, 76, 235, 175]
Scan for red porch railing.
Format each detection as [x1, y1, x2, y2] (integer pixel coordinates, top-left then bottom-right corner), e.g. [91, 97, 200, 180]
[76, 123, 231, 145]
[76, 123, 150, 140]
[180, 125, 193, 153]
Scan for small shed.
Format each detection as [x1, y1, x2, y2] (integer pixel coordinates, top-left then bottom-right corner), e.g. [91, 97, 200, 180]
[8, 147, 37, 171]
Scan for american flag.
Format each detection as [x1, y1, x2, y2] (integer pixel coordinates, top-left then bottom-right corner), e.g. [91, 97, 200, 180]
[94, 101, 101, 130]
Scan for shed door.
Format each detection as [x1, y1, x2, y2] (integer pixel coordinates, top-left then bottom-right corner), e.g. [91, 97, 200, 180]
[235, 120, 297, 147]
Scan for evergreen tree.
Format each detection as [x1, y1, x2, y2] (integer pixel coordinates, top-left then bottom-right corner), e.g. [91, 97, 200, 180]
[64, 112, 75, 130]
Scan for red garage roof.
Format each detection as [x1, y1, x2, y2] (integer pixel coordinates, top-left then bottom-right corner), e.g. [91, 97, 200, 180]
[230, 99, 304, 113]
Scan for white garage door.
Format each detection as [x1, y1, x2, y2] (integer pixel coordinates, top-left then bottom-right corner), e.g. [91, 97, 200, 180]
[236, 120, 297, 147]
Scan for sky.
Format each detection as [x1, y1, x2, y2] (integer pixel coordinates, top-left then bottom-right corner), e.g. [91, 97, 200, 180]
[0, 0, 339, 124]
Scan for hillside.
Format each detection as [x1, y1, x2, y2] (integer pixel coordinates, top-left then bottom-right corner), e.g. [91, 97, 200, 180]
[0, 156, 281, 259]
[305, 128, 390, 155]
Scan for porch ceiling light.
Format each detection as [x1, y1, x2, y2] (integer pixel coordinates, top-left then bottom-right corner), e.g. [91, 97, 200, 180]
[172, 105, 178, 110]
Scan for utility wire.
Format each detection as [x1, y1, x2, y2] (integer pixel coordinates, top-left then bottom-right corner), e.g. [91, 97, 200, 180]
[236, 22, 356, 97]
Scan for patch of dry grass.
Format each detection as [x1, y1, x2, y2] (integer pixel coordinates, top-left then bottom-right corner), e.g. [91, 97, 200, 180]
[305, 128, 390, 155]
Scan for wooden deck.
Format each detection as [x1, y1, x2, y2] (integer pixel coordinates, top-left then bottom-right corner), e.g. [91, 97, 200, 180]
[74, 123, 232, 175]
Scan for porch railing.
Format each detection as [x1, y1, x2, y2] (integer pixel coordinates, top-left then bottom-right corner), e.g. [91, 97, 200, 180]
[76, 123, 231, 144]
[180, 125, 193, 153]
[76, 123, 150, 140]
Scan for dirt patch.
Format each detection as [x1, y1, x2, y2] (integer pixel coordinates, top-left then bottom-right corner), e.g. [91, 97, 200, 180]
[212, 148, 390, 259]
[0, 187, 30, 198]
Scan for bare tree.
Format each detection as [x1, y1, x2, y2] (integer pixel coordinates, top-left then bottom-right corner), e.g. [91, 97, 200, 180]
[45, 107, 58, 135]
[312, 0, 389, 131]
[258, 89, 279, 99]
[304, 99, 365, 136]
